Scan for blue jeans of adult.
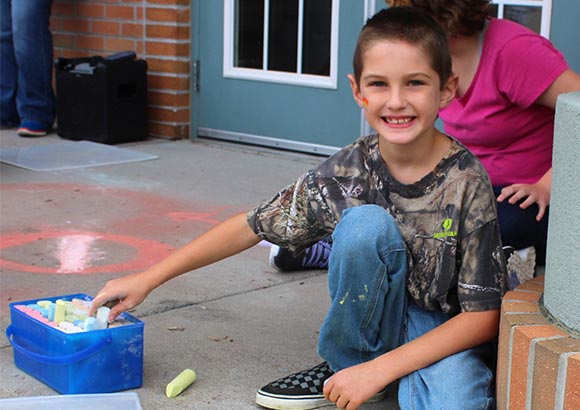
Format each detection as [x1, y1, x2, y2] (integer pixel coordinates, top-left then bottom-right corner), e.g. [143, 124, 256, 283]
[494, 186, 548, 266]
[317, 205, 495, 409]
[0, 0, 55, 128]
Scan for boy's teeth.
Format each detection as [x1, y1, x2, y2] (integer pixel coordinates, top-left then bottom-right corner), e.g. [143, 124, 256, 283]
[386, 117, 412, 124]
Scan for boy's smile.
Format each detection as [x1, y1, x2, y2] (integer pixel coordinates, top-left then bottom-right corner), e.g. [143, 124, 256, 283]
[349, 39, 456, 153]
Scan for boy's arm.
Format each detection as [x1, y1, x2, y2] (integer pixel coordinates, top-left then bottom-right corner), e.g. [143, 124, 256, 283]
[90, 212, 261, 321]
[323, 309, 500, 410]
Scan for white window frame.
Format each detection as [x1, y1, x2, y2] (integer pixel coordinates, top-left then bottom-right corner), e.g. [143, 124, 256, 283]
[491, 0, 552, 38]
[223, 0, 340, 89]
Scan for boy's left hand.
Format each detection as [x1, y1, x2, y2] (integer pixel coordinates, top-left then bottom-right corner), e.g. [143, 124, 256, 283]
[323, 360, 388, 410]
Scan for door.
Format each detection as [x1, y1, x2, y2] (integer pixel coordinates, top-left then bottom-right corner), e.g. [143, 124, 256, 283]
[193, 0, 370, 155]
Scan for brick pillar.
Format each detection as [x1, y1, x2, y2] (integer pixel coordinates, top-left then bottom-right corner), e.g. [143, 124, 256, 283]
[51, 0, 191, 140]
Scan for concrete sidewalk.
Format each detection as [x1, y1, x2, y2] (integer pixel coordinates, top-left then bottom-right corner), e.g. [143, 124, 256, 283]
[0, 130, 399, 409]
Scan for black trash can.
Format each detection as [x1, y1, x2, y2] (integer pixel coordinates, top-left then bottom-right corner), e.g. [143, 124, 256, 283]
[55, 51, 147, 144]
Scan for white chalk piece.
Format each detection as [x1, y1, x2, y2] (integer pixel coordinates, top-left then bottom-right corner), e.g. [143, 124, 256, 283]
[84, 317, 98, 331]
[166, 369, 197, 398]
[96, 306, 111, 329]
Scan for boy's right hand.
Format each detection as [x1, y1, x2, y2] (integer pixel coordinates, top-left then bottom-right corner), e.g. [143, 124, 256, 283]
[89, 272, 152, 322]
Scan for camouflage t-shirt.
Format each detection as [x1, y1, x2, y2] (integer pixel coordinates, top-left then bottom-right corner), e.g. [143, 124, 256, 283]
[247, 134, 508, 315]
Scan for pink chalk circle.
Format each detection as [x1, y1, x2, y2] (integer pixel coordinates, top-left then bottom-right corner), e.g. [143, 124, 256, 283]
[0, 230, 173, 275]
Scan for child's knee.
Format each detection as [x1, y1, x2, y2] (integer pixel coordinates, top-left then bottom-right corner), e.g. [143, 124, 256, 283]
[335, 205, 399, 244]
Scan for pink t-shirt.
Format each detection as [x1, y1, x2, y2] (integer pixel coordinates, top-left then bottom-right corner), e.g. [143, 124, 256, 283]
[440, 19, 568, 186]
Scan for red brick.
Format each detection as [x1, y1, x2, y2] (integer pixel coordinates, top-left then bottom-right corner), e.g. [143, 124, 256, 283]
[501, 301, 540, 315]
[76, 35, 105, 51]
[77, 4, 105, 18]
[62, 18, 92, 33]
[53, 33, 76, 48]
[146, 24, 190, 40]
[515, 280, 544, 293]
[146, 7, 190, 23]
[106, 5, 135, 20]
[145, 41, 190, 57]
[51, 2, 78, 17]
[92, 21, 121, 36]
[509, 327, 568, 410]
[565, 354, 580, 410]
[503, 290, 542, 303]
[104, 37, 137, 53]
[122, 23, 144, 38]
[148, 91, 190, 107]
[146, 58, 190, 74]
[148, 106, 190, 122]
[532, 338, 580, 410]
[148, 122, 189, 139]
[147, 74, 189, 91]
[147, 0, 190, 5]
[497, 313, 549, 410]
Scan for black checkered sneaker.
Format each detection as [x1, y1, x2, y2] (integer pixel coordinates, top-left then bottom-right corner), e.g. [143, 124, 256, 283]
[256, 362, 334, 409]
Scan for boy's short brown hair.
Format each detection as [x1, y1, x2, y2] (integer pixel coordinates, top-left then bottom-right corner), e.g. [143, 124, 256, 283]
[353, 7, 452, 89]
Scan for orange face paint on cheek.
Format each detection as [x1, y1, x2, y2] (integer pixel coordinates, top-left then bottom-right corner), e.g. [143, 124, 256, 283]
[362, 97, 369, 110]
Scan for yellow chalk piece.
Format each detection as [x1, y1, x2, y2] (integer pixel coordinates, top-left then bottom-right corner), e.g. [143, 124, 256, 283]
[54, 299, 66, 324]
[166, 369, 196, 398]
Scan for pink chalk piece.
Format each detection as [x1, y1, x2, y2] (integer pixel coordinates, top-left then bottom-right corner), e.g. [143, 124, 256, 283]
[14, 305, 27, 312]
[46, 321, 59, 327]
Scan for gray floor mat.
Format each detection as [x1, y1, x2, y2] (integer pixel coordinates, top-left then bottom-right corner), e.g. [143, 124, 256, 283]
[0, 140, 157, 172]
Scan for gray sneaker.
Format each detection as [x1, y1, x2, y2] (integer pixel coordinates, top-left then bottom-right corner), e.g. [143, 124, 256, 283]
[256, 362, 386, 410]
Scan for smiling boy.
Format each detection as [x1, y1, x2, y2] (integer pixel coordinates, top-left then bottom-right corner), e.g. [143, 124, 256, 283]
[90, 7, 508, 410]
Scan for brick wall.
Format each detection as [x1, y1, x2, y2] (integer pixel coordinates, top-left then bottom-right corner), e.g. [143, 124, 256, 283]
[50, 0, 191, 140]
[497, 277, 580, 409]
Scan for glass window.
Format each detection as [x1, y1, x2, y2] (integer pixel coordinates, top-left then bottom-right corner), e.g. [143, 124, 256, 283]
[224, 0, 339, 89]
[234, 0, 264, 69]
[490, 1, 551, 37]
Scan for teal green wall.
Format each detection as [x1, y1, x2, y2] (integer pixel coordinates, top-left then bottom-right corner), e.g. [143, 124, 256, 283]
[551, 0, 580, 72]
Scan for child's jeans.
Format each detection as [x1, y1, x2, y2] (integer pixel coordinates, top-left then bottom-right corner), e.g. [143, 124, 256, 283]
[317, 204, 495, 410]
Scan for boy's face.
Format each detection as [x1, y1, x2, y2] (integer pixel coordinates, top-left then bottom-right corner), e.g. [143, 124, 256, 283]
[349, 39, 456, 149]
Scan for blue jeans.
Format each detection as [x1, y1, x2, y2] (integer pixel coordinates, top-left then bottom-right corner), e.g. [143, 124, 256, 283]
[318, 205, 407, 370]
[398, 304, 495, 409]
[317, 205, 495, 409]
[494, 186, 548, 265]
[0, 0, 55, 128]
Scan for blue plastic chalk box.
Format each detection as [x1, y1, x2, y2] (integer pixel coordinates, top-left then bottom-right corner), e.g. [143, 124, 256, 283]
[6, 293, 144, 394]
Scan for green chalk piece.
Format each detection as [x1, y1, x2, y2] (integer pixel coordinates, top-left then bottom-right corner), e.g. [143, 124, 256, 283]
[166, 369, 196, 398]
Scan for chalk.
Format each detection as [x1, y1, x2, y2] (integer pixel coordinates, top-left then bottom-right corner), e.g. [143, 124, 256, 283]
[166, 369, 196, 398]
[73, 308, 88, 320]
[37, 300, 52, 309]
[54, 300, 66, 324]
[96, 306, 110, 329]
[47, 302, 56, 321]
[84, 317, 98, 331]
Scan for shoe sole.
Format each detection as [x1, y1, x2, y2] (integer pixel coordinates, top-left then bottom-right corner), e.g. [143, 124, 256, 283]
[256, 391, 331, 410]
[255, 388, 386, 410]
[17, 128, 47, 137]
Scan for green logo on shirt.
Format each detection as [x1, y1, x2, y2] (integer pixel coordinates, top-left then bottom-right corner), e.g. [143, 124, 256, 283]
[434, 218, 457, 239]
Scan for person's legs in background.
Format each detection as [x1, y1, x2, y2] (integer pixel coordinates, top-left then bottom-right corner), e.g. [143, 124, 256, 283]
[494, 186, 548, 287]
[494, 186, 548, 266]
[2, 0, 55, 136]
[0, 0, 20, 127]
